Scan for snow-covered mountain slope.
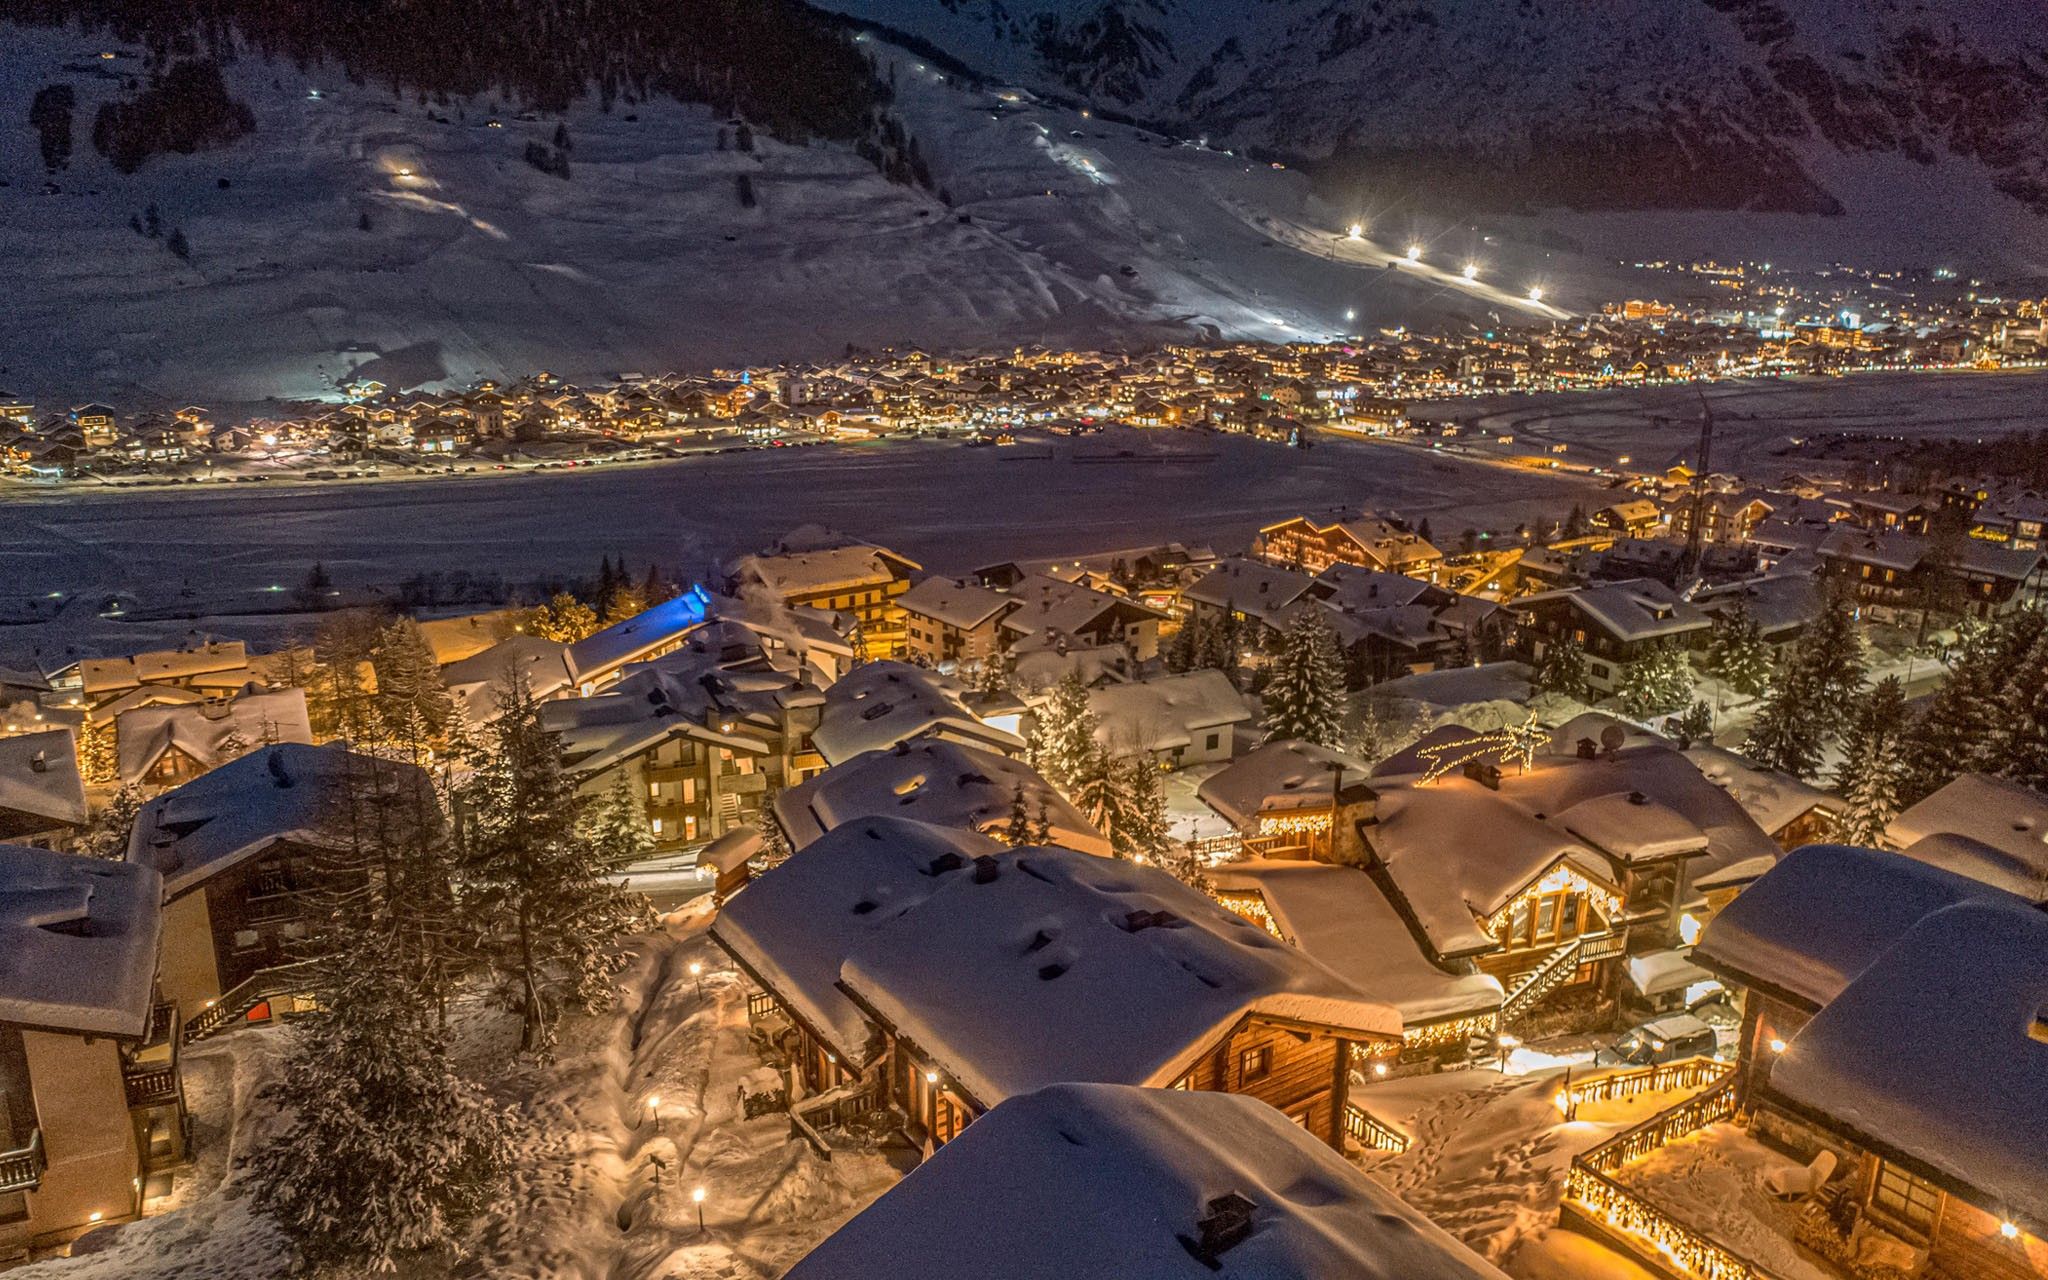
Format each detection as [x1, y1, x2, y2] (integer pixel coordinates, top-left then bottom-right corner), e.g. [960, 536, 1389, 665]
[0, 27, 1632, 406]
[821, 0, 2048, 261]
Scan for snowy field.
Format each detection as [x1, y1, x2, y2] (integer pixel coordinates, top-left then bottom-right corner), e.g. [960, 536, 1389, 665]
[28, 908, 901, 1280]
[0, 28, 1625, 410]
[0, 425, 1608, 666]
[1419, 368, 2048, 477]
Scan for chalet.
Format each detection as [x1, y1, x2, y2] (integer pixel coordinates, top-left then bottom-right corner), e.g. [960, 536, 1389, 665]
[114, 689, 313, 788]
[441, 634, 575, 727]
[415, 610, 526, 665]
[1682, 744, 1840, 853]
[543, 650, 824, 856]
[128, 744, 436, 1037]
[1352, 723, 1781, 1030]
[1084, 670, 1249, 768]
[1817, 528, 2046, 621]
[1182, 559, 1314, 634]
[1197, 739, 1375, 863]
[1590, 499, 1662, 538]
[772, 738, 1108, 856]
[895, 577, 1017, 668]
[561, 586, 715, 693]
[1255, 514, 1443, 581]
[67, 404, 116, 447]
[997, 574, 1166, 664]
[1209, 860, 1505, 1069]
[1694, 847, 2048, 1280]
[713, 818, 1400, 1155]
[1840, 490, 1939, 534]
[0, 729, 87, 849]
[728, 542, 921, 658]
[1508, 579, 1712, 695]
[76, 641, 254, 710]
[811, 662, 1023, 765]
[1690, 573, 1823, 644]
[1882, 773, 2048, 899]
[0, 846, 185, 1255]
[1667, 490, 1777, 547]
[786, 1083, 1511, 1280]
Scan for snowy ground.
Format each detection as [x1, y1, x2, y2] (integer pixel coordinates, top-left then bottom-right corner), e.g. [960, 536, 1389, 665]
[1348, 1064, 1699, 1278]
[1612, 1123, 1837, 1280]
[25, 908, 900, 1280]
[0, 28, 1629, 410]
[0, 424, 1608, 667]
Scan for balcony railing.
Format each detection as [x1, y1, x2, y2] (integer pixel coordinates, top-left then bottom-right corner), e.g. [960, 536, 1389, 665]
[1561, 1066, 1787, 1280]
[0, 1131, 44, 1195]
[1343, 1103, 1410, 1153]
[186, 959, 320, 1041]
[1501, 937, 1585, 1024]
[123, 1065, 181, 1110]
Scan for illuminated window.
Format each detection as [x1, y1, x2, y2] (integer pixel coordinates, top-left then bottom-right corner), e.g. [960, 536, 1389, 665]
[1870, 1161, 1940, 1233]
[1239, 1046, 1272, 1082]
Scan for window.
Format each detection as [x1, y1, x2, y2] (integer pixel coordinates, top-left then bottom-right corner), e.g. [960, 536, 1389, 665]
[651, 817, 665, 836]
[1205, 732, 1221, 751]
[1870, 1160, 1940, 1233]
[1238, 1046, 1271, 1082]
[1169, 1074, 1192, 1090]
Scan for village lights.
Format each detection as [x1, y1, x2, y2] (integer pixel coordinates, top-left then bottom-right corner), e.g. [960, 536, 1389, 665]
[88, 1211, 103, 1223]
[1372, 1062, 1389, 1077]
[1462, 262, 1478, 281]
[1344, 308, 1356, 323]
[925, 1071, 939, 1084]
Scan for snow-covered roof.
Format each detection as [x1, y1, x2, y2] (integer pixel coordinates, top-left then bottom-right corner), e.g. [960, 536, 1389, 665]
[998, 573, 1164, 641]
[1626, 949, 1712, 997]
[732, 544, 919, 599]
[563, 586, 712, 684]
[1375, 662, 1532, 712]
[896, 576, 1015, 631]
[1197, 739, 1370, 830]
[1088, 671, 1251, 756]
[1771, 898, 2048, 1231]
[1514, 578, 1709, 643]
[114, 689, 314, 785]
[812, 661, 1023, 764]
[700, 825, 763, 875]
[1209, 860, 1502, 1026]
[544, 658, 817, 775]
[128, 743, 436, 900]
[840, 846, 1398, 1107]
[442, 634, 575, 725]
[0, 844, 163, 1038]
[1692, 574, 1822, 638]
[1884, 773, 2048, 898]
[79, 641, 249, 697]
[711, 817, 1004, 1068]
[786, 1083, 1510, 1280]
[1692, 844, 2015, 1009]
[415, 609, 525, 664]
[775, 738, 1109, 857]
[1183, 558, 1313, 623]
[1683, 744, 1839, 838]
[1309, 562, 1442, 613]
[709, 590, 857, 660]
[0, 728, 87, 832]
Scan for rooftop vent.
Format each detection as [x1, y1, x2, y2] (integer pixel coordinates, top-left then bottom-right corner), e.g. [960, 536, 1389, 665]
[1182, 1193, 1257, 1269]
[926, 852, 966, 876]
[267, 750, 294, 788]
[1463, 760, 1501, 790]
[28, 750, 47, 773]
[1121, 908, 1184, 933]
[1627, 790, 1648, 806]
[972, 855, 1001, 884]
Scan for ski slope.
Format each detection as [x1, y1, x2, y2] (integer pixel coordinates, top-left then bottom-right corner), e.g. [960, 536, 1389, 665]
[0, 27, 1638, 408]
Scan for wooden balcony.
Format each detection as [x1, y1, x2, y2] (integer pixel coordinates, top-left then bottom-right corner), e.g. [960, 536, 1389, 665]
[0, 1132, 44, 1195]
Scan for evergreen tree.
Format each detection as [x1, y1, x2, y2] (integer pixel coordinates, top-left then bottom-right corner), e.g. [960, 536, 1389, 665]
[80, 784, 146, 859]
[1799, 595, 1868, 722]
[374, 616, 456, 749]
[1832, 676, 1910, 844]
[971, 655, 1012, 698]
[525, 592, 600, 643]
[1164, 616, 1200, 674]
[602, 577, 648, 626]
[77, 719, 117, 786]
[1615, 639, 1693, 719]
[1670, 699, 1714, 749]
[1113, 755, 1172, 861]
[1003, 783, 1032, 846]
[1031, 797, 1053, 845]
[312, 609, 388, 742]
[1027, 670, 1100, 800]
[1705, 604, 1772, 696]
[1263, 608, 1347, 746]
[1995, 631, 2048, 793]
[1532, 632, 1588, 701]
[1899, 608, 2044, 802]
[455, 680, 651, 1052]
[1744, 653, 1825, 779]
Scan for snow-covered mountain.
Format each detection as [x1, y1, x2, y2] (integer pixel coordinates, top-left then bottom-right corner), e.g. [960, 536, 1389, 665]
[821, 0, 2048, 223]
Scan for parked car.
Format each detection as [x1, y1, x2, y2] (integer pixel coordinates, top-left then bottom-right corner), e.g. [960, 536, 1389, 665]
[1593, 1013, 1718, 1068]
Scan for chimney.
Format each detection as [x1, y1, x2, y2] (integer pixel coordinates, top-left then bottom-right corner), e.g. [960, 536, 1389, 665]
[1185, 1193, 1257, 1267]
[28, 750, 47, 773]
[267, 750, 294, 788]
[972, 855, 1000, 884]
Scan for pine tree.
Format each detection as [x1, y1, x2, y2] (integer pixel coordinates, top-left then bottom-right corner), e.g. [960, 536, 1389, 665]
[77, 719, 117, 786]
[1164, 617, 1199, 674]
[1744, 653, 1825, 779]
[972, 655, 1012, 697]
[1028, 670, 1101, 800]
[1264, 608, 1347, 746]
[1832, 676, 1909, 844]
[1114, 755, 1172, 862]
[526, 591, 600, 643]
[312, 609, 387, 742]
[80, 784, 146, 859]
[455, 679, 651, 1052]
[1798, 595, 1868, 722]
[374, 616, 456, 749]
[1994, 630, 2048, 793]
[1532, 632, 1589, 701]
[1031, 797, 1053, 845]
[1706, 604, 1772, 696]
[1670, 699, 1714, 749]
[1899, 608, 2044, 802]
[1003, 783, 1032, 846]
[1616, 639, 1693, 720]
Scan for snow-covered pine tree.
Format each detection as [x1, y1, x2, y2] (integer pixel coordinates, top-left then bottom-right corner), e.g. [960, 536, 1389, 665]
[1670, 699, 1714, 749]
[1706, 604, 1771, 696]
[1263, 607, 1347, 746]
[1616, 639, 1693, 719]
[1898, 608, 2045, 802]
[1798, 594, 1868, 721]
[527, 592, 600, 643]
[1532, 632, 1588, 701]
[79, 784, 146, 859]
[1831, 675, 1909, 844]
[1003, 783, 1032, 846]
[1744, 653, 1825, 779]
[374, 616, 457, 750]
[1994, 630, 2048, 793]
[1031, 797, 1053, 846]
[251, 935, 510, 1273]
[455, 678, 652, 1052]
[1111, 755, 1172, 861]
[312, 609, 387, 741]
[1027, 670, 1101, 800]
[1164, 616, 1200, 674]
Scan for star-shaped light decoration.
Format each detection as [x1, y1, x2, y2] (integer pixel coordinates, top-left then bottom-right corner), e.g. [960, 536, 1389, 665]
[1415, 714, 1544, 785]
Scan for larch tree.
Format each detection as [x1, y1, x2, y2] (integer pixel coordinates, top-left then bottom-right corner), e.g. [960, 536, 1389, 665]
[1831, 675, 1910, 845]
[1264, 607, 1347, 746]
[455, 678, 651, 1053]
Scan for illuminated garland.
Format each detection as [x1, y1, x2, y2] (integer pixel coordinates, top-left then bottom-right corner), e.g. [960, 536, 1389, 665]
[1401, 1012, 1501, 1050]
[1213, 891, 1285, 940]
[1258, 812, 1333, 837]
[1415, 714, 1544, 784]
[1487, 862, 1624, 935]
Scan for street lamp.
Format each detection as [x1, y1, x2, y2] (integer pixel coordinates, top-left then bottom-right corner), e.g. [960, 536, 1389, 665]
[692, 1186, 707, 1234]
[1462, 262, 1478, 282]
[1527, 286, 1544, 303]
[1405, 244, 1422, 263]
[1346, 222, 1363, 240]
[646, 1094, 662, 1134]
[689, 960, 704, 998]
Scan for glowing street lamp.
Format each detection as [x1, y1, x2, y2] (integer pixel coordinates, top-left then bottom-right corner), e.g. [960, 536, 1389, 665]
[1405, 244, 1422, 263]
[1461, 262, 1478, 282]
[692, 1186, 708, 1234]
[1527, 285, 1544, 303]
[689, 960, 704, 997]
[1346, 222, 1363, 240]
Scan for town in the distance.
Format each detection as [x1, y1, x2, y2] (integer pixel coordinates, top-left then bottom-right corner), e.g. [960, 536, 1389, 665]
[0, 318, 2044, 1278]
